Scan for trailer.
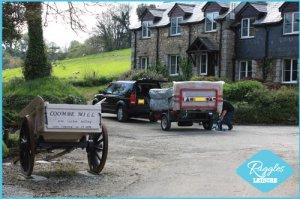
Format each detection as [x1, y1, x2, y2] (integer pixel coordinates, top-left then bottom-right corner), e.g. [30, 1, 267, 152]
[19, 96, 108, 176]
[149, 81, 224, 131]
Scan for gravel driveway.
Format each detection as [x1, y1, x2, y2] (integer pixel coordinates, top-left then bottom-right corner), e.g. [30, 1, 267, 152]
[2, 113, 298, 197]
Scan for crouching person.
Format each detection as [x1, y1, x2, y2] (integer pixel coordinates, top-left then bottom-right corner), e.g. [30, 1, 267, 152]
[220, 100, 234, 130]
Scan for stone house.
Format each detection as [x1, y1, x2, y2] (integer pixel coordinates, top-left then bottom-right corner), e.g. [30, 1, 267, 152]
[130, 1, 299, 84]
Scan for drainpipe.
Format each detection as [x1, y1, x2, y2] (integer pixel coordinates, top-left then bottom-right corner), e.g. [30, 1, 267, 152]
[156, 28, 159, 65]
[188, 24, 192, 63]
[263, 24, 270, 81]
[232, 26, 238, 82]
[218, 21, 223, 78]
[134, 30, 137, 69]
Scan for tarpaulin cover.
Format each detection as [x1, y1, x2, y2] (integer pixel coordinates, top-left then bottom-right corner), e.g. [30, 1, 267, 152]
[149, 88, 173, 111]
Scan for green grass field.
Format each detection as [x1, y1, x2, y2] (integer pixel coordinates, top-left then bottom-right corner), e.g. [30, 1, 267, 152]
[2, 48, 131, 82]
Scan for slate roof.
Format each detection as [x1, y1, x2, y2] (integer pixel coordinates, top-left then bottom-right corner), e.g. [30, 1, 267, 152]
[250, 2, 268, 13]
[148, 8, 165, 18]
[177, 3, 195, 14]
[253, 2, 284, 25]
[129, 1, 285, 30]
[187, 37, 219, 52]
[216, 2, 230, 8]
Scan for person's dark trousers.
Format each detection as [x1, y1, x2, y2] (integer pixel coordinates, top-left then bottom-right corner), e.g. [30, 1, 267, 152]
[221, 111, 234, 130]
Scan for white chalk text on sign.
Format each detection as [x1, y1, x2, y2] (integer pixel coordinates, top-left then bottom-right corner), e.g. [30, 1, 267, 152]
[46, 104, 101, 130]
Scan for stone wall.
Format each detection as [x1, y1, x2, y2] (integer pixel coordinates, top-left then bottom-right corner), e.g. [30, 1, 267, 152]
[220, 19, 235, 80]
[132, 19, 237, 80]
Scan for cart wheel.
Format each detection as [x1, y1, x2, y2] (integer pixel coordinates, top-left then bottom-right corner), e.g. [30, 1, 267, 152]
[19, 117, 35, 176]
[87, 124, 108, 174]
[161, 114, 171, 131]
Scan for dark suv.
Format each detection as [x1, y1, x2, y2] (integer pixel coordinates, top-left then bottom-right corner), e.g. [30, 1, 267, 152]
[93, 79, 161, 122]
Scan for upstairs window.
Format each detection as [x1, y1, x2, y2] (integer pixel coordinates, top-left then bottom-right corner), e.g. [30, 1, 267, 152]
[142, 21, 151, 38]
[205, 12, 219, 32]
[283, 12, 299, 35]
[239, 60, 252, 80]
[170, 17, 183, 36]
[282, 59, 298, 83]
[241, 18, 255, 38]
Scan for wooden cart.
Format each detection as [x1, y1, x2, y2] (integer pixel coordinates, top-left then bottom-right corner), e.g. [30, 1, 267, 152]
[19, 96, 108, 176]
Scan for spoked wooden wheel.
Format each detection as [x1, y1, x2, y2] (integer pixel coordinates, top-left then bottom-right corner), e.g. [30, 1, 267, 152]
[19, 117, 35, 176]
[87, 124, 108, 174]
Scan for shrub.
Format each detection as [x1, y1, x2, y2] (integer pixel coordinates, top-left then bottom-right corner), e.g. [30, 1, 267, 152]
[191, 76, 230, 83]
[179, 58, 193, 81]
[224, 80, 265, 102]
[149, 62, 169, 78]
[71, 76, 114, 87]
[3, 77, 86, 130]
[245, 86, 298, 124]
[2, 141, 9, 158]
[118, 70, 166, 81]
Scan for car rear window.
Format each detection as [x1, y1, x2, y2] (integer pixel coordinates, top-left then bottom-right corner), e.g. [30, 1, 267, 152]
[105, 82, 132, 95]
[136, 82, 160, 95]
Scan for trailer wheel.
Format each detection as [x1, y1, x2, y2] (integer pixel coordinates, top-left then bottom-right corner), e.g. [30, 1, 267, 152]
[202, 116, 214, 130]
[161, 114, 171, 131]
[19, 117, 35, 177]
[87, 124, 108, 174]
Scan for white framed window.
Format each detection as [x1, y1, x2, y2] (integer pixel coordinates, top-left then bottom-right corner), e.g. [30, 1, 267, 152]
[239, 60, 252, 80]
[283, 12, 299, 35]
[140, 57, 149, 70]
[205, 12, 219, 32]
[170, 17, 183, 36]
[169, 55, 180, 76]
[282, 59, 298, 83]
[241, 18, 255, 38]
[142, 21, 151, 38]
[200, 53, 208, 75]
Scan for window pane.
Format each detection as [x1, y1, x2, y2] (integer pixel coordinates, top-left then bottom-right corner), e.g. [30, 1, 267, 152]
[284, 59, 291, 71]
[283, 59, 291, 82]
[241, 19, 249, 37]
[172, 27, 177, 35]
[176, 56, 180, 73]
[206, 13, 213, 31]
[240, 72, 246, 79]
[240, 62, 246, 72]
[200, 54, 207, 74]
[170, 56, 176, 74]
[248, 61, 252, 77]
[206, 20, 212, 31]
[177, 18, 182, 34]
[213, 13, 219, 30]
[292, 59, 298, 81]
[293, 12, 299, 32]
[171, 18, 177, 35]
[284, 13, 293, 34]
[142, 23, 147, 37]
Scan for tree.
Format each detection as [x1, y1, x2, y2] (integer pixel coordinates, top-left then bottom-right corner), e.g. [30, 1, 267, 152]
[2, 2, 25, 46]
[23, 2, 50, 80]
[3, 2, 104, 80]
[136, 3, 156, 18]
[94, 4, 131, 52]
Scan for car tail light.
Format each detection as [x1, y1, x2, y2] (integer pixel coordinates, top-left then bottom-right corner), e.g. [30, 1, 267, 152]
[130, 93, 136, 104]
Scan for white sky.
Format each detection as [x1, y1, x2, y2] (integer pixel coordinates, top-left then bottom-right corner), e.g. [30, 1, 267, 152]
[42, 2, 158, 49]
